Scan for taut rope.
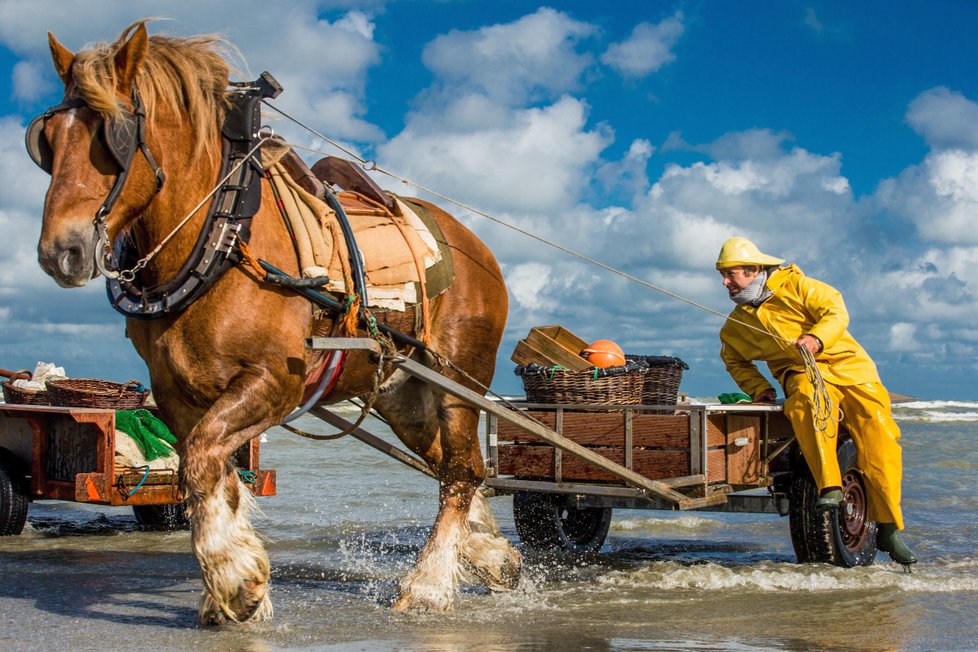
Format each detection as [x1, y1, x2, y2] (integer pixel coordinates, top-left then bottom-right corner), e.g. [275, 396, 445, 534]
[262, 101, 840, 431]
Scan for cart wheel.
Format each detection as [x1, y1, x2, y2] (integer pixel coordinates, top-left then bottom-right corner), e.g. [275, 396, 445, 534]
[132, 503, 190, 531]
[0, 454, 29, 536]
[788, 438, 877, 567]
[512, 491, 612, 554]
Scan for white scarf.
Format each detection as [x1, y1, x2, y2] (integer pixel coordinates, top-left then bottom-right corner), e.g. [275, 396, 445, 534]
[731, 268, 772, 307]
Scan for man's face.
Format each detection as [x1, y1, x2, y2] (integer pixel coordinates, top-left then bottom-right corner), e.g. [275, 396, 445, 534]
[719, 266, 760, 298]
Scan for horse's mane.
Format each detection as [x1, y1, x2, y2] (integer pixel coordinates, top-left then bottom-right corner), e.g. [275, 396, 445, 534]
[70, 19, 233, 158]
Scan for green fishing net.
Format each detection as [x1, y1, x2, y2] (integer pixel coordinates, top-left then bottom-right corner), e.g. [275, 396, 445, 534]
[718, 392, 752, 404]
[115, 409, 178, 461]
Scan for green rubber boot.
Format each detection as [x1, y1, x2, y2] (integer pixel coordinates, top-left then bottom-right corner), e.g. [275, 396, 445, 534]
[877, 523, 917, 566]
[815, 488, 843, 511]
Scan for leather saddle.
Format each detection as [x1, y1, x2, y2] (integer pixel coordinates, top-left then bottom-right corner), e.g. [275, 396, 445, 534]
[279, 151, 393, 210]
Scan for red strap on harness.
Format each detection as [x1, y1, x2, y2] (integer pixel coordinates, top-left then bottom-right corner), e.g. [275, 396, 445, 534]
[301, 350, 348, 404]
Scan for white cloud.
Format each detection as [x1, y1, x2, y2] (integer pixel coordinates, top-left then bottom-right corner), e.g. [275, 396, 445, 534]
[905, 86, 978, 151]
[876, 148, 978, 245]
[600, 12, 684, 78]
[380, 96, 612, 214]
[0, 2, 385, 143]
[507, 262, 554, 311]
[888, 323, 920, 352]
[640, 143, 853, 273]
[12, 60, 54, 102]
[421, 7, 596, 105]
[594, 138, 654, 200]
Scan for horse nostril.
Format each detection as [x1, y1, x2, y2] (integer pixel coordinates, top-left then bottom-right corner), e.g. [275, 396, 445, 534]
[59, 244, 84, 277]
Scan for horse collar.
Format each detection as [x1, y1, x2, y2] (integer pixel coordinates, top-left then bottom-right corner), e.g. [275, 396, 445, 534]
[105, 79, 274, 319]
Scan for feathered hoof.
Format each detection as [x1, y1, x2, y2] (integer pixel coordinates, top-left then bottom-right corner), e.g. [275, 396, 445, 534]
[198, 581, 273, 626]
[494, 547, 522, 591]
[392, 585, 454, 613]
[469, 544, 522, 591]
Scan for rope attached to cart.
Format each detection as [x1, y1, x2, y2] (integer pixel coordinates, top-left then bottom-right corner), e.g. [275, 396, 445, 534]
[263, 100, 843, 432]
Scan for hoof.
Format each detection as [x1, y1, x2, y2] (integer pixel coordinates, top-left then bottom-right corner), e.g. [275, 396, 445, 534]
[392, 586, 453, 613]
[469, 545, 522, 591]
[198, 581, 273, 625]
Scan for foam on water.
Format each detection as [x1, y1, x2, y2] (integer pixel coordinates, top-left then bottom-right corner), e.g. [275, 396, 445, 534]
[898, 400, 978, 410]
[613, 515, 723, 533]
[591, 559, 978, 594]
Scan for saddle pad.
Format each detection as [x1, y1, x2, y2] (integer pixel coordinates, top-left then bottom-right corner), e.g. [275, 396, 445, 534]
[268, 163, 455, 311]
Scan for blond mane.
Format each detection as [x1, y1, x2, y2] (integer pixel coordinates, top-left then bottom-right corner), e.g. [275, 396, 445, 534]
[70, 20, 233, 159]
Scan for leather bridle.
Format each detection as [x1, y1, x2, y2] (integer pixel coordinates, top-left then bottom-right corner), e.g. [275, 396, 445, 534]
[25, 87, 166, 276]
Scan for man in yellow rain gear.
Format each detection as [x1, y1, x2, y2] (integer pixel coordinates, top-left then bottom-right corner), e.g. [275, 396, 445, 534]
[715, 236, 916, 565]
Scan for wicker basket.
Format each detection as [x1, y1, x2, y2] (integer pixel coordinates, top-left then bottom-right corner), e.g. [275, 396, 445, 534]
[515, 364, 646, 406]
[1, 380, 51, 405]
[626, 355, 688, 405]
[46, 378, 148, 409]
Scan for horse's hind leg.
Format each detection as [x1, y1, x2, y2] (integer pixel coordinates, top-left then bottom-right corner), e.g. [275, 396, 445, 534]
[380, 381, 520, 612]
[179, 377, 285, 625]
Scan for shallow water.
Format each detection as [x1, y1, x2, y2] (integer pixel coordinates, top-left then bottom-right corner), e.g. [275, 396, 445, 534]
[0, 401, 976, 651]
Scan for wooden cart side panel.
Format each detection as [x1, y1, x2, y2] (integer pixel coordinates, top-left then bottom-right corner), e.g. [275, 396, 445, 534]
[497, 411, 726, 448]
[498, 444, 726, 483]
[725, 415, 761, 486]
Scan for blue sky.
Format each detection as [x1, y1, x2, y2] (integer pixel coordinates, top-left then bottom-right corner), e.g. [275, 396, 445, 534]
[1, 1, 977, 400]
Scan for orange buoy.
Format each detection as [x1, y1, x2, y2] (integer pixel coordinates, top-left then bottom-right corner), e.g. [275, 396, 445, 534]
[580, 340, 625, 368]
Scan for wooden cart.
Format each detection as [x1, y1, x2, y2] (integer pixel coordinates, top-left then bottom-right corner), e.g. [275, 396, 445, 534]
[0, 403, 276, 534]
[304, 338, 880, 569]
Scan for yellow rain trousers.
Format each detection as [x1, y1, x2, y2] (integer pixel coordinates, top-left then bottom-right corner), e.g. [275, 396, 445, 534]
[719, 265, 905, 529]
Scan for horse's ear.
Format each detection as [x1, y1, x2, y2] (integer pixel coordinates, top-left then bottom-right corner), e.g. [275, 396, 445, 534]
[114, 22, 149, 88]
[47, 32, 74, 85]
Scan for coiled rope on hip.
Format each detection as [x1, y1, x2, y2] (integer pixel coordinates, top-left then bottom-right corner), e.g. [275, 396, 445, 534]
[263, 100, 840, 432]
[800, 345, 842, 437]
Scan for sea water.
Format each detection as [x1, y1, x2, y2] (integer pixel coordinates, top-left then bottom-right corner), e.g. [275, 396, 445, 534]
[0, 400, 975, 651]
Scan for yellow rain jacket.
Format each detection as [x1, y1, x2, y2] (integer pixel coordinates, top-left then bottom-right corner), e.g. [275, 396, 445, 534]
[719, 265, 880, 399]
[719, 265, 904, 528]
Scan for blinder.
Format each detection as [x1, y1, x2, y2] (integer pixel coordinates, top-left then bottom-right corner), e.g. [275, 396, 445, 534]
[26, 94, 141, 174]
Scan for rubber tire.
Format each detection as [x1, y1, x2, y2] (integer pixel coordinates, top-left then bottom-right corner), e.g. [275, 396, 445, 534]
[788, 438, 877, 567]
[512, 491, 612, 555]
[0, 455, 29, 536]
[132, 503, 190, 531]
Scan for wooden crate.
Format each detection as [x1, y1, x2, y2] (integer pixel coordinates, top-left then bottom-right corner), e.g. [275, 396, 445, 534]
[510, 325, 592, 371]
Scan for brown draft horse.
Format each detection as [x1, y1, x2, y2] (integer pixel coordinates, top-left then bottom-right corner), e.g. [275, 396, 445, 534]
[32, 21, 520, 624]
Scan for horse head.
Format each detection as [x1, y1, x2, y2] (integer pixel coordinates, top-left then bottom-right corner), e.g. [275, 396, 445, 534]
[32, 20, 229, 288]
[31, 23, 163, 287]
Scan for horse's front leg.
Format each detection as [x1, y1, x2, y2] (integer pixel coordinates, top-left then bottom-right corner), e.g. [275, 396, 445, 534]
[179, 372, 291, 625]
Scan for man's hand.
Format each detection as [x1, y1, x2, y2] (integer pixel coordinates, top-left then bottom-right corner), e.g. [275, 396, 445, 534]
[794, 334, 823, 355]
[755, 388, 777, 402]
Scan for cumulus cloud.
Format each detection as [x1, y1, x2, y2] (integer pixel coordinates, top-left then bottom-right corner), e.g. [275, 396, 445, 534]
[0, 1, 385, 143]
[876, 89, 978, 246]
[12, 60, 55, 102]
[888, 323, 920, 352]
[422, 7, 596, 106]
[380, 96, 612, 214]
[905, 86, 978, 151]
[600, 11, 684, 78]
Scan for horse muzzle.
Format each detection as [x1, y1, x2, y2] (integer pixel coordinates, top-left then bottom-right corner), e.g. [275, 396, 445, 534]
[38, 225, 98, 287]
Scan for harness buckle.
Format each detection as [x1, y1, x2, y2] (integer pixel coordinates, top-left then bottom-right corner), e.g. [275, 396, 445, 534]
[215, 221, 242, 258]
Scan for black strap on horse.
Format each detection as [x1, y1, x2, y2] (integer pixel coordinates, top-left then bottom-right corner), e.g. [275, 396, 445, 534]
[105, 73, 282, 319]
